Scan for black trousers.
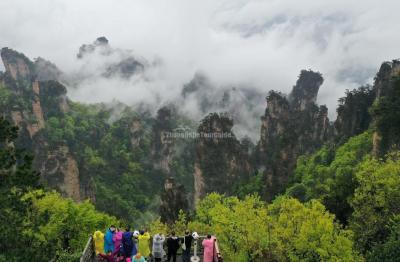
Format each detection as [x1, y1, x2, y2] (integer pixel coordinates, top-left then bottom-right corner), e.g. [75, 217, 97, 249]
[167, 250, 177, 262]
[182, 248, 191, 262]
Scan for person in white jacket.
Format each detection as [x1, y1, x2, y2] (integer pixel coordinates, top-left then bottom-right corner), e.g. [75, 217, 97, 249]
[152, 233, 165, 262]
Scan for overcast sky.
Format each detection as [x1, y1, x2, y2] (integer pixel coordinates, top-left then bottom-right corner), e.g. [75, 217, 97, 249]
[0, 0, 399, 118]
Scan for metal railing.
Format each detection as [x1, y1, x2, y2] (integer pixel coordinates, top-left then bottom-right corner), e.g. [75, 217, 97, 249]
[80, 236, 94, 262]
[213, 238, 223, 262]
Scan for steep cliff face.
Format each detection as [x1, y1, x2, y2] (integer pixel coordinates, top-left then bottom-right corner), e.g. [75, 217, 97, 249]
[130, 119, 142, 148]
[370, 60, 400, 155]
[0, 47, 92, 201]
[373, 60, 400, 98]
[289, 70, 323, 111]
[151, 106, 175, 175]
[0, 47, 34, 82]
[194, 113, 251, 202]
[160, 177, 189, 224]
[1, 49, 45, 139]
[334, 86, 375, 143]
[331, 61, 400, 152]
[38, 145, 81, 201]
[257, 70, 331, 200]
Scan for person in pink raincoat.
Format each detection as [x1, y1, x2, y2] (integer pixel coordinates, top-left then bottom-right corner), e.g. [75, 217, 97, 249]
[202, 234, 215, 262]
[113, 228, 123, 254]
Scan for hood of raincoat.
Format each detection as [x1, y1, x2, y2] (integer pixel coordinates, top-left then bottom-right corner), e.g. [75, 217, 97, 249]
[138, 232, 150, 240]
[94, 230, 104, 240]
[114, 231, 123, 240]
[105, 229, 114, 243]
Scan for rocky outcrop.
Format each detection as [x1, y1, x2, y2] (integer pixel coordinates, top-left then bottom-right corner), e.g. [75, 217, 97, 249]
[1, 49, 65, 138]
[256, 70, 331, 200]
[0, 47, 34, 82]
[151, 106, 175, 175]
[77, 36, 111, 59]
[77, 37, 144, 79]
[28, 81, 45, 137]
[332, 60, 400, 153]
[193, 162, 204, 203]
[160, 177, 189, 224]
[3, 82, 45, 139]
[181, 73, 266, 141]
[1, 47, 92, 202]
[130, 119, 142, 148]
[373, 60, 400, 98]
[37, 145, 83, 201]
[334, 86, 375, 143]
[103, 57, 144, 79]
[39, 80, 69, 117]
[193, 113, 251, 202]
[370, 60, 400, 155]
[289, 70, 323, 111]
[34, 57, 63, 82]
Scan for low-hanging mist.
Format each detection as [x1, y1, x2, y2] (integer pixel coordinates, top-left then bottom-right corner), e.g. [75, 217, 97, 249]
[1, 0, 400, 130]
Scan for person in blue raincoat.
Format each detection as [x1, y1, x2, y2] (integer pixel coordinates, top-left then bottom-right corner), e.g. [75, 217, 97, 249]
[104, 225, 116, 254]
[122, 225, 136, 258]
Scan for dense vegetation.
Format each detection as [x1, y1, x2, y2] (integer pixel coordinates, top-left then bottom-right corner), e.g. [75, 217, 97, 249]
[370, 76, 400, 154]
[0, 117, 117, 261]
[2, 49, 400, 261]
[0, 117, 39, 261]
[286, 131, 400, 260]
[28, 82, 197, 225]
[170, 131, 400, 261]
[2, 82, 400, 261]
[286, 131, 372, 224]
[151, 193, 361, 261]
[44, 102, 159, 223]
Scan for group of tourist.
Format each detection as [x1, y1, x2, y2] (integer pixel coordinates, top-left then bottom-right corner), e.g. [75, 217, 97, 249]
[93, 225, 217, 262]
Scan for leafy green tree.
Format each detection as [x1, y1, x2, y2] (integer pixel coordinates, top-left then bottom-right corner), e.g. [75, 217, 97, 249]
[148, 217, 168, 236]
[21, 190, 118, 261]
[42, 102, 159, 224]
[335, 85, 375, 142]
[194, 193, 270, 261]
[366, 216, 400, 261]
[171, 210, 188, 235]
[0, 117, 40, 260]
[268, 197, 361, 261]
[191, 193, 360, 262]
[350, 153, 400, 254]
[233, 171, 265, 199]
[287, 132, 372, 224]
[0, 116, 118, 261]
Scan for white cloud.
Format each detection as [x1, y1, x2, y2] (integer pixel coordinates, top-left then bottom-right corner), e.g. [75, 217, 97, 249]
[0, 0, 399, 121]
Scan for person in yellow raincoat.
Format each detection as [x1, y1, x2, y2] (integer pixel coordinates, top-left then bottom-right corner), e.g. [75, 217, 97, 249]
[93, 230, 105, 255]
[138, 230, 151, 258]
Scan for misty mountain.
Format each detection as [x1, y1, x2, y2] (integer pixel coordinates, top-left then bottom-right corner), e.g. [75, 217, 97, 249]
[2, 39, 400, 261]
